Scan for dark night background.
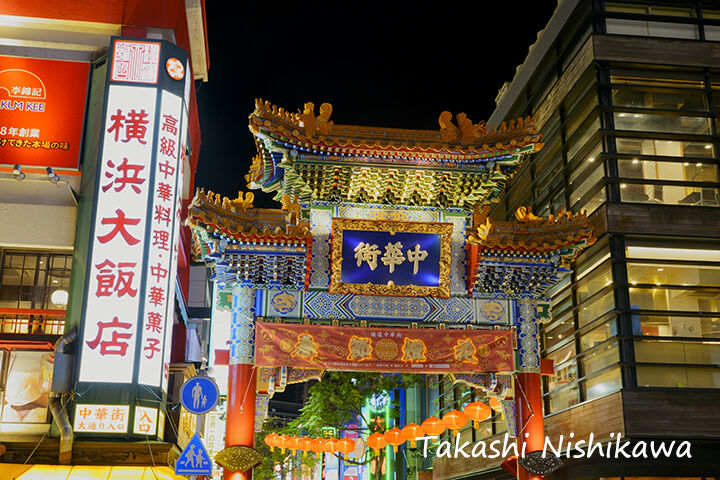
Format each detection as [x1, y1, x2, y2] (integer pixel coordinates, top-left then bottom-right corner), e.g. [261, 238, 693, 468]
[195, 3, 557, 209]
[194, 2, 557, 411]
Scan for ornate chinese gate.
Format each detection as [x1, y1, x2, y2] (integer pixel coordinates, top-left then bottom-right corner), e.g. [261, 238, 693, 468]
[187, 100, 595, 480]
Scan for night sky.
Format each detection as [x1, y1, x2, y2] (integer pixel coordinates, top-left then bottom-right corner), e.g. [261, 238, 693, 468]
[195, 3, 557, 209]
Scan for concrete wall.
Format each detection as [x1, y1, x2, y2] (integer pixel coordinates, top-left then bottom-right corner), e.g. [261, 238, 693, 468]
[0, 203, 77, 250]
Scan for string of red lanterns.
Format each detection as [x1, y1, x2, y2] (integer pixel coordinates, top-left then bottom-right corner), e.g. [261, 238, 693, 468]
[265, 396, 502, 457]
[264, 434, 356, 457]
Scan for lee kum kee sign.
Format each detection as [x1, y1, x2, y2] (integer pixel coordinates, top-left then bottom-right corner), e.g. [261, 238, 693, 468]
[254, 322, 514, 373]
[0, 55, 89, 168]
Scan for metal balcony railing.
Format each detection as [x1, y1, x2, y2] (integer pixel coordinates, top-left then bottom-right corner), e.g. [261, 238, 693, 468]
[0, 308, 66, 335]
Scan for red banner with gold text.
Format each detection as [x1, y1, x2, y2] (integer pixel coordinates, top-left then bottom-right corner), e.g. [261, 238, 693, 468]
[255, 322, 514, 373]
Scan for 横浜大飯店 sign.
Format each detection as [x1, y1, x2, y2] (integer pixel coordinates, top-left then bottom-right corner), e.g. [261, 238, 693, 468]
[330, 218, 453, 297]
[254, 322, 514, 374]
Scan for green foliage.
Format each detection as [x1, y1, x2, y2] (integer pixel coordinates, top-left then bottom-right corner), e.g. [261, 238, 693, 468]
[289, 372, 422, 436]
[252, 372, 423, 475]
[253, 419, 318, 480]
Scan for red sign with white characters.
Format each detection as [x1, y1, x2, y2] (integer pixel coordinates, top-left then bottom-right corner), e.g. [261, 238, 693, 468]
[0, 56, 89, 168]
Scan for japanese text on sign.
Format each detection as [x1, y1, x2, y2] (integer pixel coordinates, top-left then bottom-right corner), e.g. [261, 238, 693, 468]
[74, 404, 129, 433]
[133, 406, 158, 435]
[341, 230, 441, 287]
[78, 85, 156, 384]
[354, 242, 428, 274]
[138, 90, 183, 387]
[0, 55, 89, 168]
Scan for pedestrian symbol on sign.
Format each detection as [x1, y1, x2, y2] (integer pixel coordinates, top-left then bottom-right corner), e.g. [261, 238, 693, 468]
[179, 375, 219, 415]
[191, 381, 207, 410]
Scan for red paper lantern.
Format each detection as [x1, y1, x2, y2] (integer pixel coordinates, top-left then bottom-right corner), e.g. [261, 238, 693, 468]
[298, 437, 313, 456]
[310, 438, 325, 455]
[384, 428, 404, 452]
[286, 436, 301, 453]
[421, 416, 446, 437]
[265, 433, 280, 451]
[442, 409, 468, 436]
[464, 401, 492, 429]
[276, 434, 288, 453]
[323, 437, 340, 453]
[401, 423, 424, 448]
[489, 396, 503, 412]
[338, 437, 355, 455]
[367, 432, 387, 456]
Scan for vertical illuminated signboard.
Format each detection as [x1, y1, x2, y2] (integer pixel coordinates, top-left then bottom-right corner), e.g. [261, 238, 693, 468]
[77, 38, 189, 399]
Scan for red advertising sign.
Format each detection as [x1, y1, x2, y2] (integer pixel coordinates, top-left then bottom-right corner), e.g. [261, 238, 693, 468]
[0, 56, 89, 169]
[255, 322, 514, 374]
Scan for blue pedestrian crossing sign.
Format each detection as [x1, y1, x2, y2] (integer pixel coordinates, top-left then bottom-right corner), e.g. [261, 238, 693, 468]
[180, 375, 219, 415]
[176, 433, 212, 476]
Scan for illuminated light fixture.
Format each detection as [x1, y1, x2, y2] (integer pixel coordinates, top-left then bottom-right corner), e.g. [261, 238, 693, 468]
[618, 113, 627, 117]
[620, 183, 627, 188]
[12, 164, 25, 180]
[657, 268, 664, 271]
[705, 144, 712, 149]
[632, 159, 639, 164]
[51, 289, 69, 306]
[684, 162, 690, 166]
[46, 166, 59, 183]
[631, 281, 637, 285]
[633, 114, 640, 118]
[588, 157, 595, 162]
[696, 163, 703, 167]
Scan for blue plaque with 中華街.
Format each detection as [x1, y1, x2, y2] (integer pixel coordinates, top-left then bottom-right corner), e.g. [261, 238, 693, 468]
[341, 229, 441, 286]
[180, 375, 219, 415]
[330, 218, 453, 298]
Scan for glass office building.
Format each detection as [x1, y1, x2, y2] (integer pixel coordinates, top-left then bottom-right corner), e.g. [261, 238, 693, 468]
[434, 1, 720, 479]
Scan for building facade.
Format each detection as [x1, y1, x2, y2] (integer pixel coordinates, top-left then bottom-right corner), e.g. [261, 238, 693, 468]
[0, 2, 210, 478]
[433, 1, 720, 479]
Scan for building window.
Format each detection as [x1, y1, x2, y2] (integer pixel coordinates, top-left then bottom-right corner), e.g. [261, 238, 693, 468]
[0, 251, 72, 310]
[625, 242, 720, 389]
[611, 88, 707, 111]
[605, 3, 700, 40]
[615, 138, 714, 158]
[635, 315, 720, 338]
[613, 112, 711, 135]
[618, 159, 717, 183]
[636, 365, 720, 388]
[582, 366, 622, 400]
[569, 161, 605, 213]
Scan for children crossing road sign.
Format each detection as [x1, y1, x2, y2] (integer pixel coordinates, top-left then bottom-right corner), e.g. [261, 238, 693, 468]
[175, 433, 212, 476]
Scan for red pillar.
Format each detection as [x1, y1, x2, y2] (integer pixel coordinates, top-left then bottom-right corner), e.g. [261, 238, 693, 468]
[515, 372, 544, 480]
[224, 363, 257, 480]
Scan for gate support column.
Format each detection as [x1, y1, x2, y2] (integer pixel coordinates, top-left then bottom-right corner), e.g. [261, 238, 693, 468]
[514, 297, 544, 480]
[515, 372, 544, 480]
[224, 287, 257, 480]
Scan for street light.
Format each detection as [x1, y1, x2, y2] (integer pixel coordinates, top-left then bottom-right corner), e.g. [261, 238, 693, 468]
[12, 164, 25, 180]
[46, 166, 59, 183]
